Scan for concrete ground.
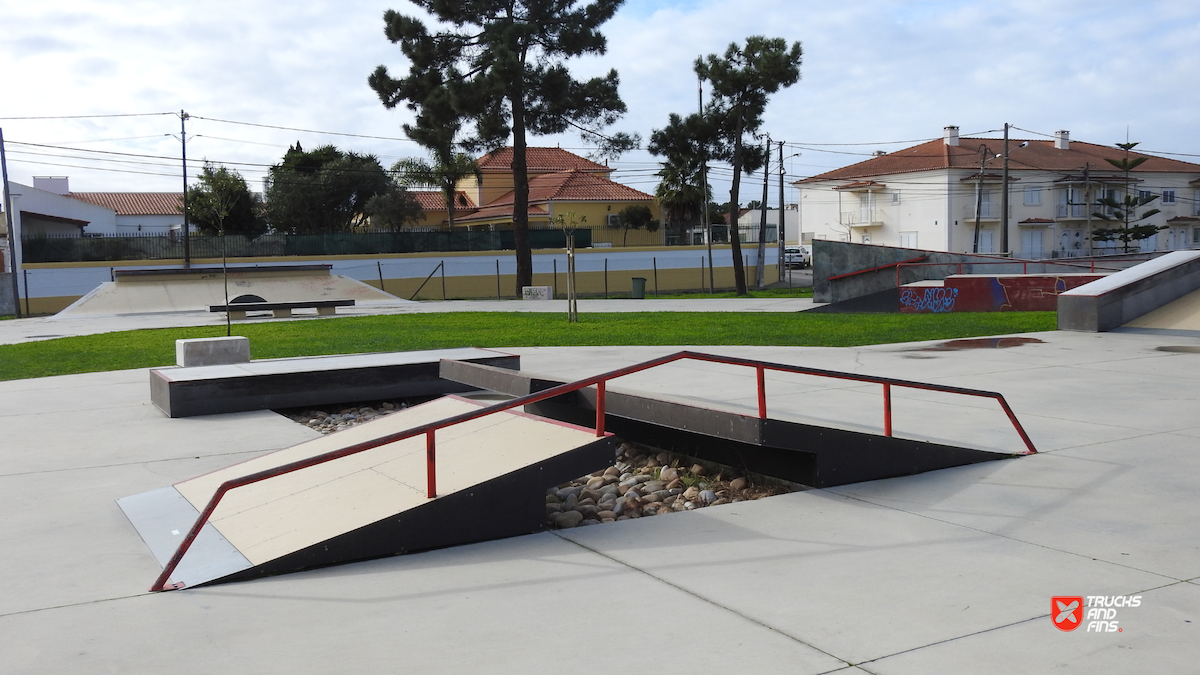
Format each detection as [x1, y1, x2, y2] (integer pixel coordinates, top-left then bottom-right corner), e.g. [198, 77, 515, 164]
[2, 306, 1198, 673]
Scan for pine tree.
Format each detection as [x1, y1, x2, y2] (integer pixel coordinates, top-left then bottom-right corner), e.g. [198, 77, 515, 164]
[1091, 142, 1164, 253]
[695, 36, 802, 295]
[369, 1, 637, 293]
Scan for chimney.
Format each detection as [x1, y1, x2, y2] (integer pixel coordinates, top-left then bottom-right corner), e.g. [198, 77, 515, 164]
[943, 126, 960, 146]
[1055, 130, 1070, 150]
[33, 176, 70, 195]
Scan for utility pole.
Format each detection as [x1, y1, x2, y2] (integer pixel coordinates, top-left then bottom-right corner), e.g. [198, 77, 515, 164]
[755, 134, 770, 288]
[699, 77, 713, 292]
[973, 144, 988, 253]
[180, 110, 191, 268]
[778, 140, 785, 284]
[1000, 123, 1010, 254]
[0, 128, 21, 317]
[1083, 163, 1091, 255]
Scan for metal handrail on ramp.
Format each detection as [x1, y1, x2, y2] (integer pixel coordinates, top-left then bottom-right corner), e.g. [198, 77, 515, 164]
[151, 350, 1037, 592]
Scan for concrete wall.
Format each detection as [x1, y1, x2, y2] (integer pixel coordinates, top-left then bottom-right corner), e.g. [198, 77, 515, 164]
[812, 239, 1153, 304]
[18, 246, 779, 314]
[0, 273, 14, 315]
[1058, 250, 1200, 331]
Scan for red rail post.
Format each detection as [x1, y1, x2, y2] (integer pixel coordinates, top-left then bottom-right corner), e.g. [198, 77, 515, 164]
[756, 365, 767, 419]
[882, 383, 893, 436]
[595, 381, 606, 437]
[426, 430, 436, 498]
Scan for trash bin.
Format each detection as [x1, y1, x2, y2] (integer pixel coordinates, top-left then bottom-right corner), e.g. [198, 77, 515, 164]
[631, 277, 647, 299]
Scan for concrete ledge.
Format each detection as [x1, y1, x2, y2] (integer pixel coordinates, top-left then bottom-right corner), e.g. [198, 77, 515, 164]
[1058, 251, 1200, 331]
[177, 336, 251, 367]
[150, 348, 519, 418]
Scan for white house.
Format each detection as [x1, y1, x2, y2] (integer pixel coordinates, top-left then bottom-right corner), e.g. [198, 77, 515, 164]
[796, 126, 1200, 258]
[737, 206, 801, 245]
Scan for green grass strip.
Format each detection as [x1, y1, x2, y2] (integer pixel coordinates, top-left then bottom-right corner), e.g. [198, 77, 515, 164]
[0, 311, 1056, 382]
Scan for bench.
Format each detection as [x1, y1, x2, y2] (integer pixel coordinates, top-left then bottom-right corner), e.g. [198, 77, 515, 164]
[208, 299, 356, 319]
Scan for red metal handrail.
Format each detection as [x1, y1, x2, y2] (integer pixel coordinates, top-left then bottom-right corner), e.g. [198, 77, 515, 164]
[827, 255, 927, 282]
[149, 350, 1037, 592]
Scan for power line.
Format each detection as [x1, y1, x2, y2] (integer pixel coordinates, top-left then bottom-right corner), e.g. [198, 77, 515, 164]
[0, 112, 176, 120]
[190, 116, 418, 143]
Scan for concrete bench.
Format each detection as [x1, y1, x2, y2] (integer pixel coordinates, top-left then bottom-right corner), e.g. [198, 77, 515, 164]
[208, 299, 355, 319]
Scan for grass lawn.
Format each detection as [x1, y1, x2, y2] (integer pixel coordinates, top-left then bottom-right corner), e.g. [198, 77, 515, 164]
[0, 311, 1056, 382]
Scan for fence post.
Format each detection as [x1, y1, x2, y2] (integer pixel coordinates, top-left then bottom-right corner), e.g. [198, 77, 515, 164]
[23, 269, 30, 315]
[595, 381, 606, 437]
[441, 260, 446, 300]
[653, 257, 658, 296]
[496, 259, 501, 300]
[377, 261, 385, 294]
[553, 258, 558, 299]
[604, 258, 608, 299]
[700, 257, 705, 292]
[426, 430, 437, 498]
[756, 366, 767, 419]
[882, 383, 893, 436]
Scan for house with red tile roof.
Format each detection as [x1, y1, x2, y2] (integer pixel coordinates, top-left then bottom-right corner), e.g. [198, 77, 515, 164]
[69, 191, 184, 234]
[391, 147, 660, 246]
[795, 127, 1200, 257]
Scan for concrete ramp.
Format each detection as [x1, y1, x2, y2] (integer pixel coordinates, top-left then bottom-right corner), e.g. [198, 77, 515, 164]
[119, 396, 614, 588]
[1059, 251, 1200, 331]
[1120, 286, 1200, 334]
[56, 264, 403, 317]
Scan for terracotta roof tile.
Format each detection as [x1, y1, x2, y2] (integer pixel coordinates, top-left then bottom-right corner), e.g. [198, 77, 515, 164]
[475, 147, 610, 174]
[798, 139, 1200, 184]
[489, 169, 654, 206]
[70, 192, 183, 216]
[411, 191, 476, 212]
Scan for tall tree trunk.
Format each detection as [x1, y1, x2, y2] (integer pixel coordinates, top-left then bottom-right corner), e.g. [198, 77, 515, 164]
[511, 91, 533, 294]
[728, 115, 748, 296]
[446, 183, 456, 232]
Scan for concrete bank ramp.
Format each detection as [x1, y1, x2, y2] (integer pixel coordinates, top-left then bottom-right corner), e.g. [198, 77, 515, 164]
[1059, 250, 1200, 331]
[56, 264, 403, 317]
[119, 395, 614, 588]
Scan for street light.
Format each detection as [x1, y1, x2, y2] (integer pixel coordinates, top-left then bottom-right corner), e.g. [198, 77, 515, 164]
[972, 138, 1029, 254]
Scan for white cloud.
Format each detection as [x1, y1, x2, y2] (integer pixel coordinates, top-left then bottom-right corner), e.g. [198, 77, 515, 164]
[2, 0, 1198, 199]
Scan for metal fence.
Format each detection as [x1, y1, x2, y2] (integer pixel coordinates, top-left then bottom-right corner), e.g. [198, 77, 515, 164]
[21, 229, 596, 263]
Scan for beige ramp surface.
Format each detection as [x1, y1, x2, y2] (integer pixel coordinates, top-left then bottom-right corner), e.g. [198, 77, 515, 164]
[1123, 286, 1200, 331]
[173, 395, 602, 566]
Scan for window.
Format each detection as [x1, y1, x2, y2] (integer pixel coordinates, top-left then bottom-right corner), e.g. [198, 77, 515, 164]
[1194, 228, 1200, 245]
[891, 191, 901, 204]
[1139, 190, 1152, 201]
[1023, 186, 1042, 206]
[899, 231, 917, 249]
[1163, 190, 1176, 204]
[978, 231, 994, 253]
[1021, 229, 1043, 255]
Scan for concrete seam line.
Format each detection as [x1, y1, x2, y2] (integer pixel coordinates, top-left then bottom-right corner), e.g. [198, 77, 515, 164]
[0, 593, 150, 619]
[550, 530, 856, 670]
[0, 448, 286, 478]
[833, 491, 1186, 582]
[856, 577, 1195, 667]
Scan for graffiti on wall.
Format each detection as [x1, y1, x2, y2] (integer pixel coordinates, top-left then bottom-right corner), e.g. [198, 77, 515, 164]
[900, 287, 959, 313]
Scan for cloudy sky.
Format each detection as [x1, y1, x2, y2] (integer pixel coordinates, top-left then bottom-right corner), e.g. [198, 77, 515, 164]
[3, 0, 1199, 203]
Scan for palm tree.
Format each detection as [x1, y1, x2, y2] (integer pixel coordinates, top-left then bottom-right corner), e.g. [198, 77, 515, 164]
[392, 153, 481, 231]
[655, 160, 709, 244]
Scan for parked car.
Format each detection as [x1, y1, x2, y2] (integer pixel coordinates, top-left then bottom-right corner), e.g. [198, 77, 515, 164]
[784, 245, 809, 269]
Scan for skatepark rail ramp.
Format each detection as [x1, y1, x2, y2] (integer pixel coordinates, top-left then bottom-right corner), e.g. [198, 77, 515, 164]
[148, 350, 1038, 592]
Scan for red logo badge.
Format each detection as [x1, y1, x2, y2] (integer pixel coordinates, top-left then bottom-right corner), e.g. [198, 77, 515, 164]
[1053, 596, 1084, 631]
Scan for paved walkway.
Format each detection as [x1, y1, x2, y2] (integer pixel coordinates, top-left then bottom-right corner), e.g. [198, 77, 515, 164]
[0, 296, 819, 345]
[2, 321, 1198, 673]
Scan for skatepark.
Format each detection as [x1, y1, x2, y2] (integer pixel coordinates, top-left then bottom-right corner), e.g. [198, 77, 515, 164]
[2, 258, 1199, 673]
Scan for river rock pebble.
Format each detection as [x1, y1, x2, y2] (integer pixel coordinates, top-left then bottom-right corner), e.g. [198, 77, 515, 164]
[546, 441, 795, 529]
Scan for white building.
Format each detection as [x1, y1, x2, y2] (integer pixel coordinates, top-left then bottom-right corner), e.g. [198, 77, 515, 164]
[796, 126, 1200, 258]
[736, 206, 801, 245]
